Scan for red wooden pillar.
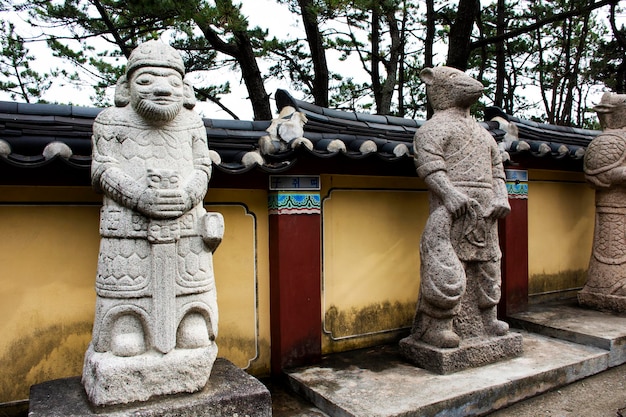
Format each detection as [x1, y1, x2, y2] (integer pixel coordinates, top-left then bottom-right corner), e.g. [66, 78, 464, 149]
[268, 176, 322, 375]
[499, 169, 529, 317]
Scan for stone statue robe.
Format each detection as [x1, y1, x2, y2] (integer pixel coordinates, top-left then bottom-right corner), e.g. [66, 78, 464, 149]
[90, 106, 217, 354]
[415, 115, 506, 321]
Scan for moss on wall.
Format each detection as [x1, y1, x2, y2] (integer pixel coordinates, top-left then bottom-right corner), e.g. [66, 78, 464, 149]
[0, 321, 92, 403]
[324, 300, 415, 338]
[216, 335, 270, 376]
[529, 269, 587, 295]
[322, 300, 415, 354]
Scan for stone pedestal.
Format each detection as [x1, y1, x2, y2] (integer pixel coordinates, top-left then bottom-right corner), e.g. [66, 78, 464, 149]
[29, 358, 271, 417]
[578, 291, 626, 314]
[399, 332, 523, 374]
[82, 344, 218, 406]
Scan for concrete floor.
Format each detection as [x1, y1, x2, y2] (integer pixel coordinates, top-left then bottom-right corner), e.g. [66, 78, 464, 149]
[272, 362, 626, 417]
[276, 300, 626, 417]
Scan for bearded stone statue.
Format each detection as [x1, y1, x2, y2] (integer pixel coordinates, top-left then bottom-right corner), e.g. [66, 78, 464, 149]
[82, 40, 224, 406]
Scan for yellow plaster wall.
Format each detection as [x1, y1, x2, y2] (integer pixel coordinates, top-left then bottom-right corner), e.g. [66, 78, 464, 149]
[0, 186, 269, 403]
[527, 170, 595, 298]
[0, 202, 99, 404]
[206, 190, 271, 376]
[320, 175, 428, 353]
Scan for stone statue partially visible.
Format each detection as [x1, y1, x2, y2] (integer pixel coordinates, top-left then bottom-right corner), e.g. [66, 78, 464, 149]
[400, 67, 521, 373]
[82, 40, 224, 406]
[579, 92, 626, 312]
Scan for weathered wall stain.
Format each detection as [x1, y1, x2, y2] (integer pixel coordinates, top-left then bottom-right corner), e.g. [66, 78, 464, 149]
[324, 300, 415, 339]
[0, 321, 92, 403]
[0, 328, 271, 404]
[529, 269, 587, 295]
[215, 334, 270, 376]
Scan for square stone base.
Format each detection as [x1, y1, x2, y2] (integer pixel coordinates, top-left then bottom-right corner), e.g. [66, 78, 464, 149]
[578, 291, 626, 313]
[29, 358, 271, 417]
[399, 332, 523, 374]
[82, 344, 218, 406]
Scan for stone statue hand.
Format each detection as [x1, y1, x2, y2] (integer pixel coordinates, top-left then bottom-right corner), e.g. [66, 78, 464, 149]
[485, 200, 511, 219]
[137, 188, 187, 219]
[443, 189, 472, 218]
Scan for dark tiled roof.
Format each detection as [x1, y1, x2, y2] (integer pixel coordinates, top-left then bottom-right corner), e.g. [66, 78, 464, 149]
[0, 90, 600, 186]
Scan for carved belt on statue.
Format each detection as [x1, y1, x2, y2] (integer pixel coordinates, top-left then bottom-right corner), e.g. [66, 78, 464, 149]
[99, 206, 224, 250]
[99, 207, 197, 239]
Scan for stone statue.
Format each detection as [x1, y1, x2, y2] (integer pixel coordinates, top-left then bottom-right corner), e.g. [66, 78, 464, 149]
[579, 92, 626, 312]
[82, 40, 224, 406]
[400, 67, 520, 373]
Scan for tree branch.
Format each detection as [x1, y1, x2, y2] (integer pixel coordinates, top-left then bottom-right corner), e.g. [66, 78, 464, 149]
[90, 0, 132, 57]
[471, 0, 618, 50]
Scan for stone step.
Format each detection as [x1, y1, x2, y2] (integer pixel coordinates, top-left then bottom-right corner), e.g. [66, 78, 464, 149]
[509, 299, 626, 367]
[285, 331, 609, 417]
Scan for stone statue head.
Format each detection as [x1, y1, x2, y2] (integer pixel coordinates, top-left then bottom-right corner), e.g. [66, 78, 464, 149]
[114, 40, 196, 122]
[594, 92, 626, 130]
[420, 66, 484, 111]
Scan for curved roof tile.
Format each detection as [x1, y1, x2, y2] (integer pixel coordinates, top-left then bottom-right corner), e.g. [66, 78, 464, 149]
[0, 90, 600, 185]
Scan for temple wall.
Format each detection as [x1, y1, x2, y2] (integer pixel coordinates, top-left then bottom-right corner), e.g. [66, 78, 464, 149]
[527, 170, 595, 303]
[0, 169, 598, 402]
[0, 186, 270, 403]
[320, 175, 428, 354]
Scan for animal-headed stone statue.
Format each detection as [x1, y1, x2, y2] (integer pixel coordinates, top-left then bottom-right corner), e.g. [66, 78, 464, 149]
[579, 92, 626, 312]
[82, 40, 224, 406]
[401, 67, 515, 369]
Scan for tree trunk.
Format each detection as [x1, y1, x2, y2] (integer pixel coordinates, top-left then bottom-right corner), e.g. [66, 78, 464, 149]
[446, 0, 479, 70]
[371, 5, 383, 111]
[378, 5, 401, 115]
[234, 31, 272, 120]
[194, 7, 271, 120]
[397, 0, 408, 117]
[494, 0, 506, 110]
[298, 0, 329, 107]
[425, 0, 435, 69]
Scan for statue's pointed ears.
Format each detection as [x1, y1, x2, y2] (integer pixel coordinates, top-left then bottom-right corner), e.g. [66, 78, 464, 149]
[420, 68, 435, 85]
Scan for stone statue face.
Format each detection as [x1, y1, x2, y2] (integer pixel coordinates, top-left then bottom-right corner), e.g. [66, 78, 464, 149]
[129, 67, 185, 124]
[420, 66, 483, 111]
[594, 93, 626, 131]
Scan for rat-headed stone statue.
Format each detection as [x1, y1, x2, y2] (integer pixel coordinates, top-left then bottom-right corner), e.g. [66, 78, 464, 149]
[400, 66, 522, 374]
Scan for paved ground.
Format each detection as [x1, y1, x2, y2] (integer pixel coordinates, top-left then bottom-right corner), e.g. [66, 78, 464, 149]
[271, 362, 626, 416]
[487, 362, 626, 417]
[2, 364, 625, 416]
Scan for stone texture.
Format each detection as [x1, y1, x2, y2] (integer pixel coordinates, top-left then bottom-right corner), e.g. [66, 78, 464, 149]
[82, 344, 217, 406]
[509, 298, 626, 367]
[83, 40, 224, 406]
[405, 66, 517, 370]
[399, 332, 523, 374]
[580, 92, 626, 312]
[29, 358, 271, 417]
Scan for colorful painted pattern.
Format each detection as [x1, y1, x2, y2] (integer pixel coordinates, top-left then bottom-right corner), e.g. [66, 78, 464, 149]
[268, 193, 321, 215]
[507, 182, 528, 199]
